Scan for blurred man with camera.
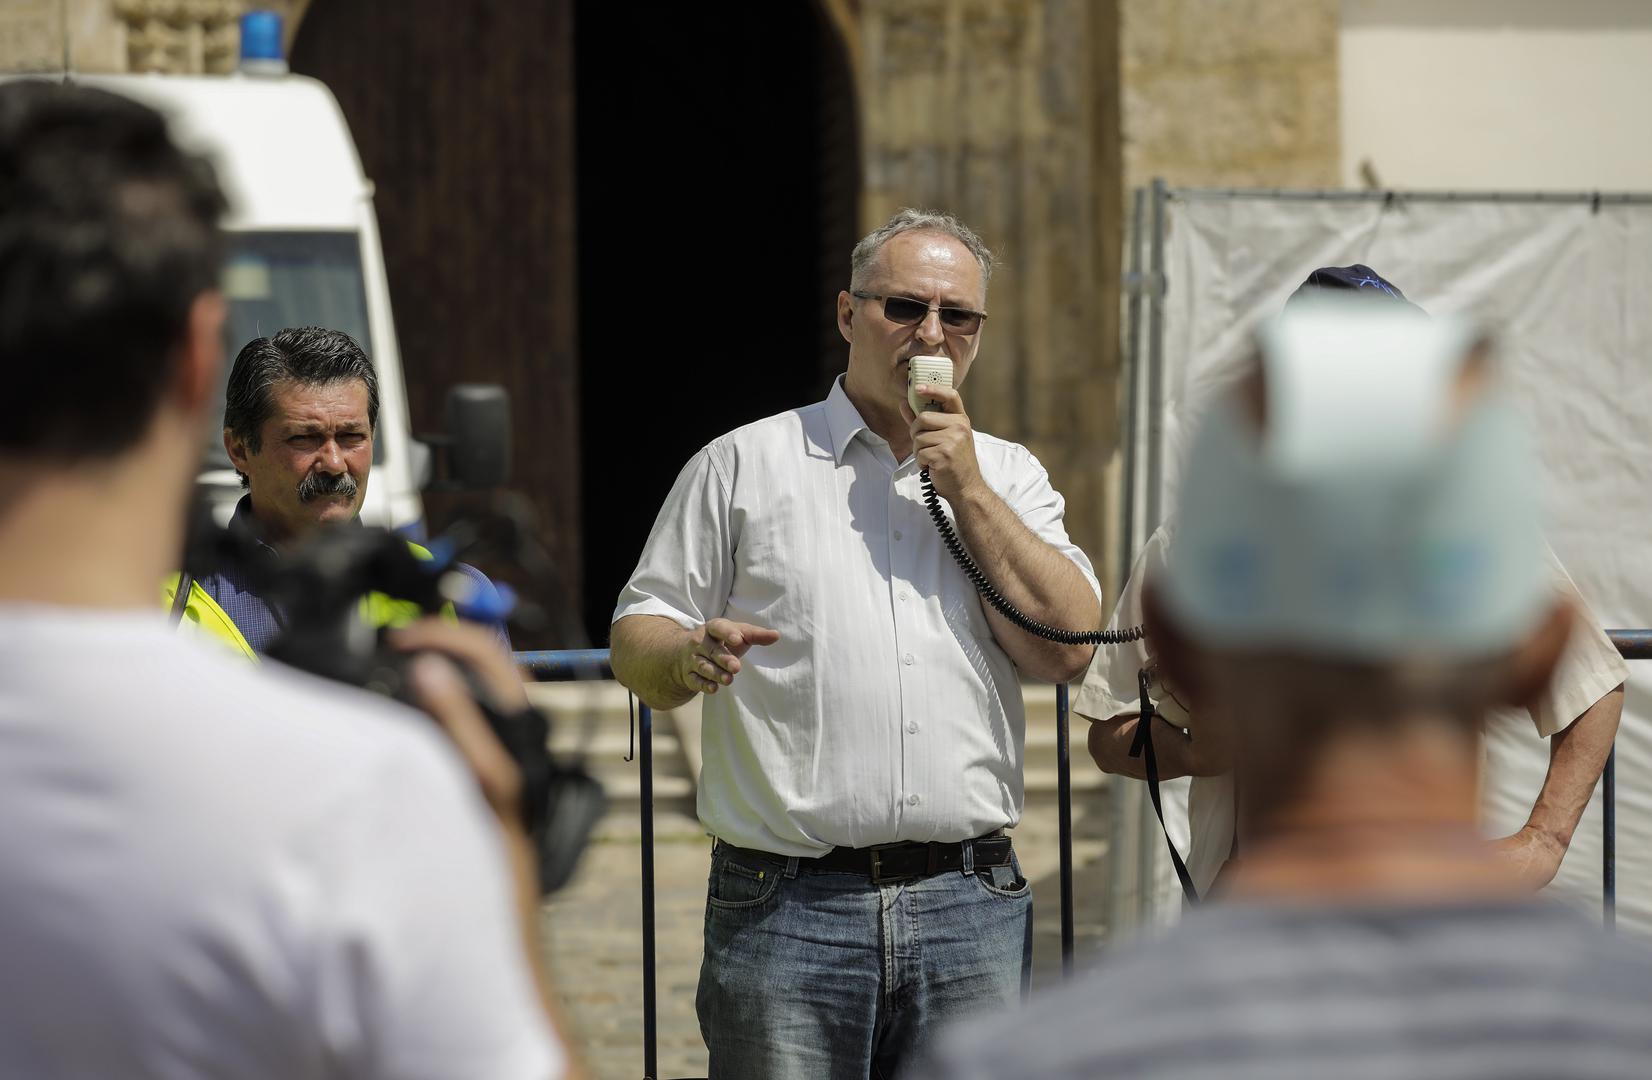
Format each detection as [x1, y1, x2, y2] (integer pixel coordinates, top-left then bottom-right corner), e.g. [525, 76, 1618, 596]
[0, 80, 570, 1078]
[165, 325, 511, 656]
[913, 299, 1652, 1079]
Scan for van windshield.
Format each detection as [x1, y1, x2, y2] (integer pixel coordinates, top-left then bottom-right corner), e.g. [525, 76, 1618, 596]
[204, 231, 378, 468]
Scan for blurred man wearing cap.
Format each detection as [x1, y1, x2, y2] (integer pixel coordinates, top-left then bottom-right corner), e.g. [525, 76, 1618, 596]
[1077, 266, 1625, 899]
[910, 298, 1652, 1079]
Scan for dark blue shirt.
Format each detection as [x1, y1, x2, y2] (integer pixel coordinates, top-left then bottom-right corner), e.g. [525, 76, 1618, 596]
[192, 496, 513, 654]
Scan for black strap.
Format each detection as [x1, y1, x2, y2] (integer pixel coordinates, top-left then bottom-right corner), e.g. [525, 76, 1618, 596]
[168, 570, 194, 626]
[1228, 775, 1240, 861]
[1129, 666, 1200, 905]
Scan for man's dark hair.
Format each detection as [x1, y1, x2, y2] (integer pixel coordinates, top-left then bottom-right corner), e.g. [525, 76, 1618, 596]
[223, 326, 380, 483]
[0, 80, 226, 459]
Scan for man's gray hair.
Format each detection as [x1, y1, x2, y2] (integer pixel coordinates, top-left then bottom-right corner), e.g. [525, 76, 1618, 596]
[849, 208, 996, 293]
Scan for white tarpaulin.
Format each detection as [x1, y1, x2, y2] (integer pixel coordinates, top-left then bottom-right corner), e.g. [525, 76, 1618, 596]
[1131, 189, 1652, 933]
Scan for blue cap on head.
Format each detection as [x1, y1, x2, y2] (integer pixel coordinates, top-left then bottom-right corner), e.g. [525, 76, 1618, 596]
[239, 10, 285, 62]
[1286, 264, 1424, 313]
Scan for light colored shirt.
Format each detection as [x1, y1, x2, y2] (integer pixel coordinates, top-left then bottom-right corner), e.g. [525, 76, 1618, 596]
[613, 377, 1101, 855]
[912, 899, 1652, 1079]
[1074, 523, 1630, 896]
[0, 606, 562, 1080]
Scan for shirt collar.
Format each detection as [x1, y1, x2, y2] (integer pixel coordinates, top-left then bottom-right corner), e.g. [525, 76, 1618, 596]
[824, 375, 883, 465]
[228, 494, 280, 559]
[230, 493, 368, 559]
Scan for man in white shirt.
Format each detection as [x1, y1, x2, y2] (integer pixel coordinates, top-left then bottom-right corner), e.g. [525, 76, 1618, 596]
[1078, 266, 1625, 900]
[0, 80, 569, 1079]
[611, 208, 1103, 1077]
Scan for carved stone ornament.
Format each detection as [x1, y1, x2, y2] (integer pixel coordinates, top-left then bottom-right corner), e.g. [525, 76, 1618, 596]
[112, 0, 268, 74]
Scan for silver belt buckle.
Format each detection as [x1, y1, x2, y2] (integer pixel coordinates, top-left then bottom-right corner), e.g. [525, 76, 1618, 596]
[868, 842, 912, 885]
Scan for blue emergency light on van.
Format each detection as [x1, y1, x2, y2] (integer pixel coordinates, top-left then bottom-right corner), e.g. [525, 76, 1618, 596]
[238, 10, 288, 74]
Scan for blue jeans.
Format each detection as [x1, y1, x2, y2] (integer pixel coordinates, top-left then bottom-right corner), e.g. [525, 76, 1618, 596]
[696, 839, 1033, 1079]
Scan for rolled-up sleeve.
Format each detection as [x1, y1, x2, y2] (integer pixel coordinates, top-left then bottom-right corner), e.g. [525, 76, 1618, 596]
[611, 446, 735, 632]
[1073, 524, 1170, 723]
[1529, 540, 1629, 738]
[1001, 446, 1103, 605]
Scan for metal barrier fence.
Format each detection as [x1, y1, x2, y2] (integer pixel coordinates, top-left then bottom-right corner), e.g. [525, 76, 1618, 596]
[516, 631, 1649, 1079]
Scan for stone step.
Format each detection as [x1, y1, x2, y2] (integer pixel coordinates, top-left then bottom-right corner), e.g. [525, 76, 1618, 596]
[1024, 766, 1108, 794]
[1026, 726, 1087, 752]
[595, 771, 697, 802]
[548, 727, 688, 770]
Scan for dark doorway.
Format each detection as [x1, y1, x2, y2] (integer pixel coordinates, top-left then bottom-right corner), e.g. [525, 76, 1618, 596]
[575, 0, 859, 644]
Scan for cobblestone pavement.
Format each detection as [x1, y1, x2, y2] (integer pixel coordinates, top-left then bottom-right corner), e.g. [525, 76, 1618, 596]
[539, 791, 1113, 1080]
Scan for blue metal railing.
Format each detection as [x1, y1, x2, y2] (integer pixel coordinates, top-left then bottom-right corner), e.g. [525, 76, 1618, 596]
[518, 630, 1647, 1078]
[513, 649, 615, 680]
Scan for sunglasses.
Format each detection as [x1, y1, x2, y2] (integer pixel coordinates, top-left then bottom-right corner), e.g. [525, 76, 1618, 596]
[852, 291, 988, 336]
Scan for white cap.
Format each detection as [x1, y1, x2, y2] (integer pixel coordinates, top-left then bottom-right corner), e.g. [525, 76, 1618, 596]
[1164, 298, 1549, 659]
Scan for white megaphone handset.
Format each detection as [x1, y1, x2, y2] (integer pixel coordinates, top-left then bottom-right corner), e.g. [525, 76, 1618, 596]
[906, 354, 1143, 649]
[908, 355, 953, 414]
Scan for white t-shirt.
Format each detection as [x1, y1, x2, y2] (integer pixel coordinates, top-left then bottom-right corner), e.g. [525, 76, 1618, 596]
[1074, 524, 1630, 897]
[613, 377, 1102, 855]
[0, 606, 563, 1080]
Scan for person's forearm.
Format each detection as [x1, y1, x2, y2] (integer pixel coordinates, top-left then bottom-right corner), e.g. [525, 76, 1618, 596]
[951, 484, 1100, 681]
[610, 614, 695, 710]
[1524, 685, 1624, 854]
[1087, 713, 1204, 781]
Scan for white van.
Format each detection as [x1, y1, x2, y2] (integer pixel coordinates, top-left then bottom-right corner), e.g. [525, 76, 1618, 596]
[76, 71, 429, 534]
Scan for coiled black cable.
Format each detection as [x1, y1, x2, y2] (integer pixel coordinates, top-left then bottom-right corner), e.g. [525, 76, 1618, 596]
[920, 468, 1146, 647]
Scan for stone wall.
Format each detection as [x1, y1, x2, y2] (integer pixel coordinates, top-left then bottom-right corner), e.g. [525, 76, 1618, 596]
[1121, 0, 1340, 188]
[0, 0, 310, 75]
[0, 0, 69, 71]
[853, 0, 1340, 596]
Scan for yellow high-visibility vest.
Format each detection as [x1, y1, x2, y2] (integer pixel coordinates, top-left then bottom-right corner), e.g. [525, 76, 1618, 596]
[162, 573, 258, 658]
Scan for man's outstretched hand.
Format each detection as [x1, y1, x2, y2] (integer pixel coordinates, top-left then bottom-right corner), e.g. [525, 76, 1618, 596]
[677, 617, 781, 696]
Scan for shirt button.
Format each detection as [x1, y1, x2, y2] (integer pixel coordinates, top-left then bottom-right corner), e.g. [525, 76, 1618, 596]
[894, 530, 904, 541]
[898, 592, 909, 602]
[903, 653, 914, 666]
[907, 794, 921, 806]
[907, 721, 919, 734]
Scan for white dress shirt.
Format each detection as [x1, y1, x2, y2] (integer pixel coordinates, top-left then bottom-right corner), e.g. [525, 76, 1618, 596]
[614, 376, 1102, 856]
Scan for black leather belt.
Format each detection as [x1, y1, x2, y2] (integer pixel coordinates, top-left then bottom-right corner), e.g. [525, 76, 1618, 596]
[720, 833, 1013, 885]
